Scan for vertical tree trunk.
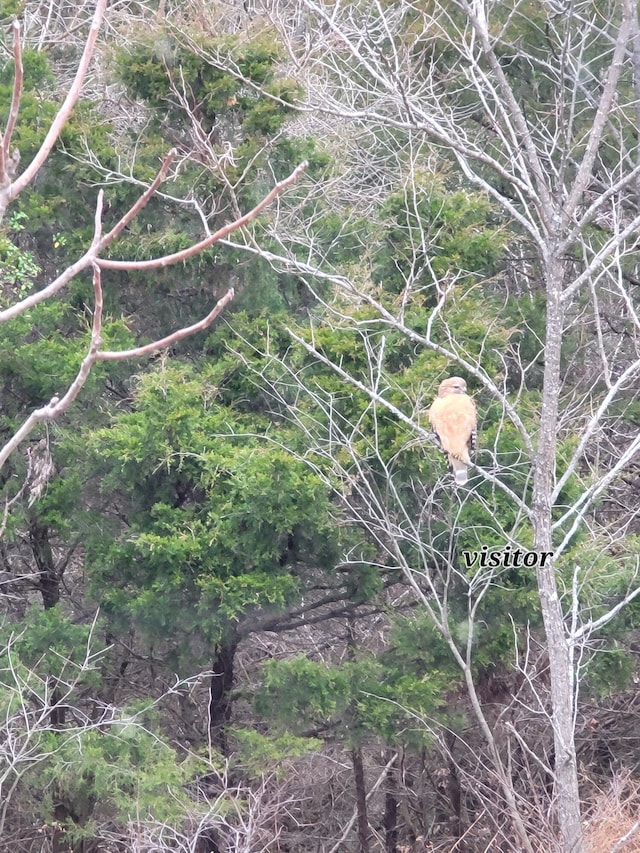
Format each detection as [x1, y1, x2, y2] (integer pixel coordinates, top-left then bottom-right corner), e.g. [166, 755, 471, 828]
[383, 752, 398, 853]
[533, 258, 583, 853]
[351, 745, 371, 853]
[345, 620, 371, 853]
[29, 517, 66, 726]
[208, 639, 237, 754]
[29, 516, 60, 609]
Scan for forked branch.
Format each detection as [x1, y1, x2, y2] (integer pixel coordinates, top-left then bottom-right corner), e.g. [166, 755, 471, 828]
[0, 157, 307, 476]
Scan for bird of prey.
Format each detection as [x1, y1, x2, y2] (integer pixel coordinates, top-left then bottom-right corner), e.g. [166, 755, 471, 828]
[428, 376, 477, 485]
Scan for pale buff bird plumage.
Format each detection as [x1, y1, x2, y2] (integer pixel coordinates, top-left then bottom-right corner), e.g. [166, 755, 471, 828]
[428, 377, 477, 485]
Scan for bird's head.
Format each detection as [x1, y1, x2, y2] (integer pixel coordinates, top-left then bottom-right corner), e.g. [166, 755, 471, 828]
[437, 376, 467, 397]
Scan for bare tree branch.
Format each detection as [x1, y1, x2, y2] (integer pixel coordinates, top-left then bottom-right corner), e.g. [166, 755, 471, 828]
[0, 151, 177, 323]
[98, 160, 308, 271]
[0, 22, 23, 186]
[2, 0, 109, 214]
[0, 154, 307, 476]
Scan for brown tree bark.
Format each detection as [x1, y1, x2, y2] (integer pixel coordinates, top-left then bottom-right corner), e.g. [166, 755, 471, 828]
[351, 745, 371, 853]
[29, 517, 60, 610]
[383, 752, 398, 853]
[208, 638, 238, 754]
[29, 517, 66, 727]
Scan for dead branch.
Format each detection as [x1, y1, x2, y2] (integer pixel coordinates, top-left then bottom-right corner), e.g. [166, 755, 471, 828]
[0, 22, 23, 187]
[1, 0, 109, 212]
[0, 157, 306, 474]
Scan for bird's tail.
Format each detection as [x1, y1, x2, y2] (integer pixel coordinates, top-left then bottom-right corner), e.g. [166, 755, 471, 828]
[449, 456, 468, 485]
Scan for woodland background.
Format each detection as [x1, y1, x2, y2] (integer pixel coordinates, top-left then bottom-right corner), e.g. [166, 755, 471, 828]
[1, 1, 640, 851]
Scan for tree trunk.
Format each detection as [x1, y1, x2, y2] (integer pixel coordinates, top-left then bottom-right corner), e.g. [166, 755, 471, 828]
[351, 745, 371, 853]
[29, 517, 66, 726]
[533, 256, 583, 853]
[208, 639, 237, 754]
[29, 516, 60, 609]
[383, 751, 398, 853]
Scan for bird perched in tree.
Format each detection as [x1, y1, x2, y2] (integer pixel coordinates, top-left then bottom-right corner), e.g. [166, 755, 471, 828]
[428, 376, 477, 485]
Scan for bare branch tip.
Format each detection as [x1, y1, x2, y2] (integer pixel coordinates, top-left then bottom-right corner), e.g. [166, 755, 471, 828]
[158, 148, 178, 177]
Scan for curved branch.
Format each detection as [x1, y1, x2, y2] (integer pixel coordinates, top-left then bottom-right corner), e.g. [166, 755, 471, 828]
[0, 159, 308, 475]
[97, 289, 234, 361]
[98, 161, 308, 271]
[8, 0, 108, 201]
[7, 0, 108, 203]
[0, 21, 23, 185]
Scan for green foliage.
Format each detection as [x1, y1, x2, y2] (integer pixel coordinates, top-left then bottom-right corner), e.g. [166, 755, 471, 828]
[256, 655, 349, 729]
[256, 614, 457, 747]
[0, 211, 42, 300]
[0, 297, 133, 419]
[0, 603, 94, 666]
[0, 53, 112, 241]
[582, 642, 635, 699]
[0, 605, 104, 702]
[84, 360, 342, 665]
[2, 46, 54, 89]
[373, 182, 505, 297]
[2, 9, 636, 849]
[231, 728, 322, 778]
[540, 538, 640, 697]
[0, 0, 25, 20]
[35, 712, 206, 838]
[115, 29, 307, 191]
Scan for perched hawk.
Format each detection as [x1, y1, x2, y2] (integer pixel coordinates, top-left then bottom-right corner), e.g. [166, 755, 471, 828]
[428, 377, 477, 485]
